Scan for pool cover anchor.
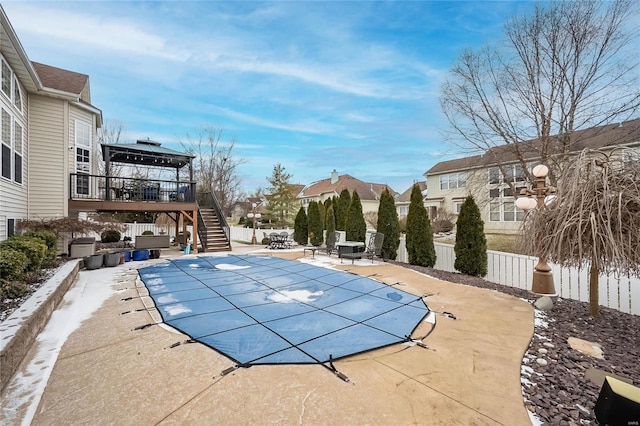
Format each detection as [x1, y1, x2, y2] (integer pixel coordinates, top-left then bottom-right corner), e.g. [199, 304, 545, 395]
[166, 339, 198, 350]
[326, 354, 352, 384]
[133, 323, 155, 331]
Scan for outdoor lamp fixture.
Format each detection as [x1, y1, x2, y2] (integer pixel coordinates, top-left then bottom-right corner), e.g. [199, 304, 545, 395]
[247, 203, 261, 245]
[515, 164, 557, 296]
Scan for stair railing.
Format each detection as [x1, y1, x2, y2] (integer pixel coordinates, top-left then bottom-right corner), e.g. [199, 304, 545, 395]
[198, 191, 231, 246]
[196, 207, 208, 252]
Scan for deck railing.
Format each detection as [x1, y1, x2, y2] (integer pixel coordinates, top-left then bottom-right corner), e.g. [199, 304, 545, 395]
[69, 174, 196, 203]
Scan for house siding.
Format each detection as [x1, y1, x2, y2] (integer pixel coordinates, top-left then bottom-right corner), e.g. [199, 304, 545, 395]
[0, 64, 28, 241]
[28, 94, 67, 219]
[425, 120, 640, 235]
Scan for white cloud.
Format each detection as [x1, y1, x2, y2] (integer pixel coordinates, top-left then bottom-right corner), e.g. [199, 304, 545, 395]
[5, 4, 187, 61]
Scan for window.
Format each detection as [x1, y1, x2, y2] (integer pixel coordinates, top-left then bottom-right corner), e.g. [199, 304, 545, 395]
[489, 164, 526, 184]
[440, 172, 467, 190]
[489, 167, 500, 184]
[14, 122, 22, 183]
[7, 218, 15, 238]
[13, 77, 22, 113]
[1, 109, 10, 179]
[75, 121, 92, 196]
[504, 164, 525, 183]
[75, 121, 91, 147]
[489, 201, 501, 222]
[454, 202, 463, 214]
[1, 59, 10, 98]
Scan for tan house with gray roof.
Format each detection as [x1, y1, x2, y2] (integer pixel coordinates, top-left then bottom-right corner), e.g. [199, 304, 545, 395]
[298, 170, 397, 214]
[395, 181, 428, 219]
[0, 6, 102, 241]
[425, 119, 640, 235]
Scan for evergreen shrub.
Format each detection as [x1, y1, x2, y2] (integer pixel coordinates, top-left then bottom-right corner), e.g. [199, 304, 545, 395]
[0, 247, 29, 281]
[0, 236, 47, 272]
[308, 201, 323, 246]
[101, 229, 122, 242]
[345, 191, 366, 242]
[376, 187, 400, 260]
[294, 206, 309, 245]
[454, 195, 488, 277]
[406, 184, 436, 267]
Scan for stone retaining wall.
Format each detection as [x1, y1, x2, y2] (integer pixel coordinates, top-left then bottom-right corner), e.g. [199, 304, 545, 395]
[0, 260, 81, 392]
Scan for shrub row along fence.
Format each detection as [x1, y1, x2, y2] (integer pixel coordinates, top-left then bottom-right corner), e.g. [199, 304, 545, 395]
[397, 239, 639, 315]
[114, 224, 639, 315]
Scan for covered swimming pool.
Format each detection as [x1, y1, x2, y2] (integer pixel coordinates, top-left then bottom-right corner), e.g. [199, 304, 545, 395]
[138, 255, 430, 370]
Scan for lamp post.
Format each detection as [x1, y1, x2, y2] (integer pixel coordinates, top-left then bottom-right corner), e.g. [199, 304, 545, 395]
[515, 164, 557, 296]
[247, 203, 261, 245]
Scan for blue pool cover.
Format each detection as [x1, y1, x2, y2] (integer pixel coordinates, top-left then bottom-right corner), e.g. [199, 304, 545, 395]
[138, 255, 429, 366]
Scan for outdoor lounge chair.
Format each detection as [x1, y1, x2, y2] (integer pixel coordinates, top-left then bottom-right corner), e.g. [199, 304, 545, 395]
[363, 232, 385, 262]
[303, 231, 340, 258]
[340, 232, 384, 264]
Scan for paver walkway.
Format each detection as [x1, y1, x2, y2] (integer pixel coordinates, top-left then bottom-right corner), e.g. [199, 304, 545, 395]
[2, 246, 534, 425]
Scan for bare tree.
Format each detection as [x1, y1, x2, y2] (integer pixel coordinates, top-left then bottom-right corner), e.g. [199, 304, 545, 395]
[363, 211, 378, 229]
[440, 0, 639, 188]
[179, 127, 246, 216]
[96, 119, 128, 176]
[519, 149, 640, 316]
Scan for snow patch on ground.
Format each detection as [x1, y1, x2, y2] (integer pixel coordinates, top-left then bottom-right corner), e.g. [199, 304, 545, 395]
[1, 266, 126, 426]
[534, 310, 549, 328]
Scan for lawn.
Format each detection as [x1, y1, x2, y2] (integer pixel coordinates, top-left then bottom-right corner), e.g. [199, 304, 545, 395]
[434, 233, 523, 254]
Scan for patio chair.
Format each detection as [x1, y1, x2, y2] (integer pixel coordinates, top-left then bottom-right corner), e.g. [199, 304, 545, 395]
[363, 232, 385, 263]
[324, 231, 340, 256]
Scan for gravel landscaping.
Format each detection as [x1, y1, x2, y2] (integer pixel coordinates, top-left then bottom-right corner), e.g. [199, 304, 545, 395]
[392, 261, 640, 425]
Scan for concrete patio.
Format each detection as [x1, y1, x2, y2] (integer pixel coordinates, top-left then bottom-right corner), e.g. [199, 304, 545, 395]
[1, 245, 534, 425]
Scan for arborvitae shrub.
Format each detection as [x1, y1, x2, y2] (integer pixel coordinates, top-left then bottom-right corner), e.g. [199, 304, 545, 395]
[406, 184, 436, 267]
[376, 187, 400, 260]
[294, 206, 309, 245]
[325, 206, 336, 247]
[454, 195, 487, 277]
[345, 191, 366, 242]
[337, 189, 351, 231]
[308, 201, 323, 246]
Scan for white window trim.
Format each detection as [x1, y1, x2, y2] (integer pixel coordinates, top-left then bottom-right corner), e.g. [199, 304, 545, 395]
[1, 56, 12, 101]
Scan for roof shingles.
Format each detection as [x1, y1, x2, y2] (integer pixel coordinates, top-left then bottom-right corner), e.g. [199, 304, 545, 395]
[300, 174, 396, 201]
[426, 119, 640, 175]
[32, 61, 88, 96]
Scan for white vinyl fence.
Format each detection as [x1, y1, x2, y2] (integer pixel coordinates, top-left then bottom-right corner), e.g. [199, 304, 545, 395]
[398, 239, 639, 315]
[83, 223, 194, 243]
[108, 225, 639, 315]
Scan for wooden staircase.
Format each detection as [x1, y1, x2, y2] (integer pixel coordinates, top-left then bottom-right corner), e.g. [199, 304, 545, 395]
[198, 207, 232, 252]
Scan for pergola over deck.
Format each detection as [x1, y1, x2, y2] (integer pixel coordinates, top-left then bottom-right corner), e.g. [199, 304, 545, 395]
[102, 139, 195, 180]
[69, 139, 201, 250]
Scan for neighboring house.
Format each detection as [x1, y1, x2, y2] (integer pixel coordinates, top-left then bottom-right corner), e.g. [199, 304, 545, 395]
[0, 7, 102, 241]
[395, 181, 428, 220]
[298, 170, 398, 214]
[425, 119, 640, 235]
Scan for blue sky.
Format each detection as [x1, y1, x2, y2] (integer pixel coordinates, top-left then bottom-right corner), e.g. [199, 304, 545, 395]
[4, 1, 534, 194]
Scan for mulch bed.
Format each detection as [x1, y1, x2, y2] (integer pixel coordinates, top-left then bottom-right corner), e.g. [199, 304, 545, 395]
[391, 260, 640, 425]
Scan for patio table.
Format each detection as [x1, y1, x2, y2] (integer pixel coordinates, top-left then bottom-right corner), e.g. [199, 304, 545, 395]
[268, 233, 291, 249]
[336, 241, 365, 258]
